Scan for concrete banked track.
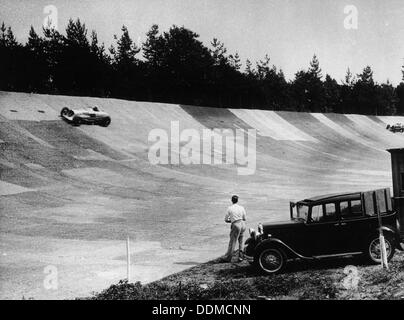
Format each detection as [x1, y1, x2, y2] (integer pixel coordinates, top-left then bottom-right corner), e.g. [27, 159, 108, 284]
[1, 91, 404, 299]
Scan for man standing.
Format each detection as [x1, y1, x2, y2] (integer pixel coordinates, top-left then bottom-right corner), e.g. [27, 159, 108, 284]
[221, 195, 247, 262]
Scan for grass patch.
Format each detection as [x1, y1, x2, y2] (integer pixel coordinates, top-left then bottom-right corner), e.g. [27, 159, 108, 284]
[88, 271, 338, 300]
[85, 253, 404, 300]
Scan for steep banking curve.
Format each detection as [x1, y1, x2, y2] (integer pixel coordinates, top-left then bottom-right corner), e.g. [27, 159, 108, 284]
[0, 91, 403, 299]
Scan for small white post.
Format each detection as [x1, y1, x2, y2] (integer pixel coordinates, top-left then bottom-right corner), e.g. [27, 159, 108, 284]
[126, 236, 131, 282]
[376, 198, 388, 270]
[379, 232, 389, 270]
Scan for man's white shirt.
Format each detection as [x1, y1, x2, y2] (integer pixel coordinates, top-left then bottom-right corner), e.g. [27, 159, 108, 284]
[225, 203, 246, 223]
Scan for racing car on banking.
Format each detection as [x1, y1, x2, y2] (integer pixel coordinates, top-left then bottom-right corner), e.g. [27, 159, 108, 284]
[386, 123, 404, 133]
[60, 106, 111, 127]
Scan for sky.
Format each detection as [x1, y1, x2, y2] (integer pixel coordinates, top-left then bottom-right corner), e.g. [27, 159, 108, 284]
[1, 0, 404, 85]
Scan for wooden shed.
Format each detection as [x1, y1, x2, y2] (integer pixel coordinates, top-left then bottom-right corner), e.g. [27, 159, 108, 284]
[387, 148, 404, 235]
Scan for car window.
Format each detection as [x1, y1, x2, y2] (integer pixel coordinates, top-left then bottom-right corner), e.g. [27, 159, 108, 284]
[311, 205, 323, 222]
[350, 200, 363, 217]
[297, 204, 309, 221]
[340, 201, 349, 217]
[401, 173, 404, 192]
[324, 203, 337, 221]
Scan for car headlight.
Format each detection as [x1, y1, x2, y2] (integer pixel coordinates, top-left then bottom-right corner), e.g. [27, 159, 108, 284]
[249, 228, 258, 241]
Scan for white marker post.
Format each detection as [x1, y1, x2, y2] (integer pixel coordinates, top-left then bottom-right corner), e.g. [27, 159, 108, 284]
[376, 201, 389, 270]
[126, 236, 131, 282]
[379, 231, 389, 269]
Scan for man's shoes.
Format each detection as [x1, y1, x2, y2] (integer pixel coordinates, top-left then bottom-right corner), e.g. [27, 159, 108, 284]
[217, 256, 243, 263]
[237, 251, 245, 262]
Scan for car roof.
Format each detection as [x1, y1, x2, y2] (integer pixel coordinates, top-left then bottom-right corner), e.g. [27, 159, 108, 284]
[298, 191, 361, 205]
[72, 107, 101, 111]
[387, 147, 404, 153]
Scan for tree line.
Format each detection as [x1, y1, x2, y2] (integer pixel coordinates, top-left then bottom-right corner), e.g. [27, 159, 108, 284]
[1, 19, 404, 115]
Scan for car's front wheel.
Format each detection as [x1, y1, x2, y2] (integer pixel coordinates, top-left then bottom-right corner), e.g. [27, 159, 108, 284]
[254, 246, 286, 274]
[100, 117, 111, 127]
[365, 235, 395, 264]
[60, 107, 69, 117]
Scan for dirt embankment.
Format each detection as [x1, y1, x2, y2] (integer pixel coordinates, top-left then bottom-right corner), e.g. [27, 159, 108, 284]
[86, 252, 404, 300]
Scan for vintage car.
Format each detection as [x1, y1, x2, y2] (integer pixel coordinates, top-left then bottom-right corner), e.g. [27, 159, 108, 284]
[60, 106, 111, 127]
[386, 123, 404, 133]
[244, 188, 403, 274]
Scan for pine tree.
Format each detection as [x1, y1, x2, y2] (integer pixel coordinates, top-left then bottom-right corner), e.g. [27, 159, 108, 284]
[90, 30, 99, 55]
[376, 81, 396, 115]
[229, 52, 241, 71]
[245, 59, 252, 74]
[109, 25, 141, 99]
[357, 66, 374, 85]
[90, 30, 108, 61]
[397, 63, 404, 115]
[113, 25, 140, 66]
[343, 67, 355, 86]
[88, 30, 112, 96]
[25, 26, 49, 91]
[309, 54, 322, 79]
[256, 54, 270, 80]
[340, 68, 355, 113]
[261, 64, 290, 110]
[27, 26, 42, 50]
[353, 66, 377, 114]
[157, 25, 213, 102]
[210, 38, 228, 66]
[65, 18, 89, 47]
[0, 23, 18, 47]
[324, 74, 341, 113]
[0, 23, 25, 90]
[143, 24, 162, 67]
[0, 22, 5, 46]
[301, 54, 325, 112]
[401, 61, 404, 82]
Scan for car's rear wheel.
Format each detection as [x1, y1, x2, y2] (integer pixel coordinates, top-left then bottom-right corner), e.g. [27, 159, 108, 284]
[366, 235, 395, 264]
[100, 117, 111, 127]
[60, 107, 69, 117]
[254, 246, 286, 274]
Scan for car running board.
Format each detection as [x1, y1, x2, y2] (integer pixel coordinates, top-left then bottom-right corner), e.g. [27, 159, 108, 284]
[312, 252, 363, 259]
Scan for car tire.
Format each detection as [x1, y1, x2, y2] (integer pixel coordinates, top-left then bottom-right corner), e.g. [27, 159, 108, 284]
[72, 117, 81, 126]
[100, 117, 111, 127]
[253, 246, 287, 274]
[365, 234, 395, 265]
[60, 107, 69, 117]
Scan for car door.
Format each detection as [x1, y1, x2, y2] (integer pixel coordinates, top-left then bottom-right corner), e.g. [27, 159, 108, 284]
[305, 202, 344, 256]
[335, 199, 368, 253]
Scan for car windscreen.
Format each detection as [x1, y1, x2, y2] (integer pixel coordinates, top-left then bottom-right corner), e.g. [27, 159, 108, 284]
[296, 203, 309, 221]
